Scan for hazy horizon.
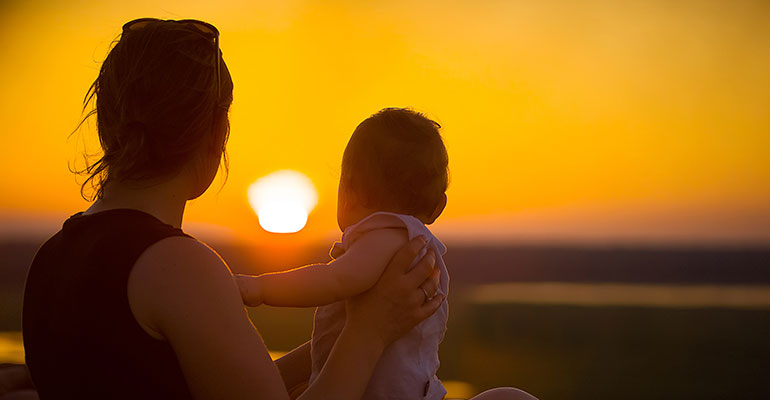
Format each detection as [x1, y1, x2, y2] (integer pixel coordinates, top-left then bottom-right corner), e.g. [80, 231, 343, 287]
[2, 210, 769, 249]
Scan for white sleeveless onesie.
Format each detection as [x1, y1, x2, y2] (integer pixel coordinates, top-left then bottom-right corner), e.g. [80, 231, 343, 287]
[308, 211, 449, 400]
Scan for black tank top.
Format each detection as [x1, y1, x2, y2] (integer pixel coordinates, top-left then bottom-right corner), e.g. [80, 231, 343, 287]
[23, 209, 194, 399]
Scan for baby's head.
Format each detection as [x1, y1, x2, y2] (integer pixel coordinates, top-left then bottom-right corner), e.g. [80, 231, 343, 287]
[337, 108, 449, 231]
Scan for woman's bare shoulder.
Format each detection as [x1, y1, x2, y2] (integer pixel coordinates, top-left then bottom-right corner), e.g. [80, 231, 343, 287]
[127, 236, 288, 398]
[128, 236, 239, 339]
[138, 235, 229, 273]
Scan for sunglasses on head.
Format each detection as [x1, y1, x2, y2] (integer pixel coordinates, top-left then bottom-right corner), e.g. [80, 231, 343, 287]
[122, 18, 221, 99]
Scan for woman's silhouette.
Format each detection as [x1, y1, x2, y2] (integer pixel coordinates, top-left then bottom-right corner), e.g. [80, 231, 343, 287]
[20, 18, 444, 399]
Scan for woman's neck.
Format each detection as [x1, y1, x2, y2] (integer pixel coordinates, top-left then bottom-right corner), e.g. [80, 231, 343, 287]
[85, 177, 189, 228]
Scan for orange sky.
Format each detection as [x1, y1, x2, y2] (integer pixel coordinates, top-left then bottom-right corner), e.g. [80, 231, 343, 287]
[0, 0, 769, 246]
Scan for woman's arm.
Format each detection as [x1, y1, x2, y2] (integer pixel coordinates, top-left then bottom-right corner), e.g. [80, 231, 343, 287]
[236, 228, 409, 307]
[128, 237, 290, 400]
[128, 235, 441, 400]
[274, 341, 311, 396]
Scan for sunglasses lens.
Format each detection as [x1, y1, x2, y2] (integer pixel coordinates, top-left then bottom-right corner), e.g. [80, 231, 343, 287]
[186, 23, 216, 36]
[176, 19, 219, 38]
[123, 18, 158, 32]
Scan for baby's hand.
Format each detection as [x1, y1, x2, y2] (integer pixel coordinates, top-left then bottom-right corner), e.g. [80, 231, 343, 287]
[233, 274, 263, 307]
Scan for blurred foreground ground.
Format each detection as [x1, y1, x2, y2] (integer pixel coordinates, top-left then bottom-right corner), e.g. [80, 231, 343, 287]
[1, 240, 769, 399]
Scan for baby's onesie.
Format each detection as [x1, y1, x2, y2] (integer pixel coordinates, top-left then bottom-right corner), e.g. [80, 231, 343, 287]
[308, 211, 449, 400]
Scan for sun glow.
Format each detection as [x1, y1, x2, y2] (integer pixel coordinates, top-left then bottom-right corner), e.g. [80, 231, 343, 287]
[247, 170, 318, 233]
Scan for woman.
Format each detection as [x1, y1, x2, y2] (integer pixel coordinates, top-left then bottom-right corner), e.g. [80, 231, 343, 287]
[21, 18, 443, 399]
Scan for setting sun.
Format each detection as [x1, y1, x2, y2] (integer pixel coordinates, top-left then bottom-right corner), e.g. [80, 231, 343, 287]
[247, 170, 318, 233]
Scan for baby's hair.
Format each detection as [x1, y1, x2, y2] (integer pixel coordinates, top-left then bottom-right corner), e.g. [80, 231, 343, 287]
[341, 107, 449, 218]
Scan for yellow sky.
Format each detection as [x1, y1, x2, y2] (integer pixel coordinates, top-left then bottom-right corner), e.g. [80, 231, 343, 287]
[0, 0, 769, 245]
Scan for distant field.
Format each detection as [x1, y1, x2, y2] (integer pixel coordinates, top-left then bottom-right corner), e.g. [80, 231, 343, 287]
[246, 291, 770, 399]
[2, 240, 769, 399]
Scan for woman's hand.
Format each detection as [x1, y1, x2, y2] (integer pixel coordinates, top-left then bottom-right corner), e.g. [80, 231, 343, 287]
[345, 236, 445, 347]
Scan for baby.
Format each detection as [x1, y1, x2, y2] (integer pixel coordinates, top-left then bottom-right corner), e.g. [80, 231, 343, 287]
[238, 108, 450, 399]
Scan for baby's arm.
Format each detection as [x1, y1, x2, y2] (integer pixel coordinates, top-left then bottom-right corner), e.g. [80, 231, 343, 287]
[236, 228, 410, 307]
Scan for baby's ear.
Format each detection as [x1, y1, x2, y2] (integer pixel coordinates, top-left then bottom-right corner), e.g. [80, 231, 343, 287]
[425, 193, 447, 225]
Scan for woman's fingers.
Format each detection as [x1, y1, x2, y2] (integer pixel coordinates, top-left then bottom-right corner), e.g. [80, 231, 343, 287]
[416, 292, 445, 322]
[404, 248, 436, 288]
[419, 267, 441, 298]
[383, 236, 428, 278]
